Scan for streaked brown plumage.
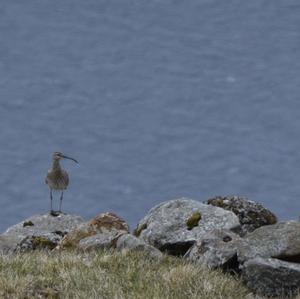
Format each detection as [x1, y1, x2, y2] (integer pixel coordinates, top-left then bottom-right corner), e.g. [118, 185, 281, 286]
[45, 152, 78, 213]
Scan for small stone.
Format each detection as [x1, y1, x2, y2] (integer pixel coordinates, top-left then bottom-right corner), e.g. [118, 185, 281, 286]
[116, 234, 163, 259]
[23, 221, 34, 227]
[78, 231, 124, 251]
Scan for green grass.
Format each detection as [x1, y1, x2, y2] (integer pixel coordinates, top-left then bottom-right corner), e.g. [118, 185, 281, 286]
[0, 250, 297, 299]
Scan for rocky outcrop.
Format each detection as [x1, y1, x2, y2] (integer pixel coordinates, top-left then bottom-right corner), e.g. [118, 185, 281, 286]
[59, 212, 129, 249]
[184, 229, 242, 271]
[1, 213, 84, 252]
[135, 198, 240, 255]
[242, 257, 300, 298]
[206, 196, 277, 236]
[116, 234, 163, 259]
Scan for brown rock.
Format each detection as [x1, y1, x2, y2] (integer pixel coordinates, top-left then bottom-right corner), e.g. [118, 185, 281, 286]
[59, 212, 129, 249]
[90, 212, 129, 232]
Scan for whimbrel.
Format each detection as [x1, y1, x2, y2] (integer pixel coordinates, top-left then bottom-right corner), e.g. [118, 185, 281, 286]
[45, 152, 78, 214]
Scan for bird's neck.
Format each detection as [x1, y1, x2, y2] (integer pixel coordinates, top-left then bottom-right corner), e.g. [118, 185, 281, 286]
[51, 160, 61, 171]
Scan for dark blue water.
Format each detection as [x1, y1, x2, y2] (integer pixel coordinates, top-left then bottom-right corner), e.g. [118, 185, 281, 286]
[0, 1, 300, 232]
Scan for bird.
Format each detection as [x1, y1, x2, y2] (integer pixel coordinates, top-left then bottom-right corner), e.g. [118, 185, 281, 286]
[45, 152, 78, 214]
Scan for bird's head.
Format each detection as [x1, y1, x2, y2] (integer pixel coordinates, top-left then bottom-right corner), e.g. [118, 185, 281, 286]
[52, 152, 78, 163]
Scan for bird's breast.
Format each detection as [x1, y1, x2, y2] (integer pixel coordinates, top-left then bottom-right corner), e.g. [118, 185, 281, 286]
[46, 169, 69, 190]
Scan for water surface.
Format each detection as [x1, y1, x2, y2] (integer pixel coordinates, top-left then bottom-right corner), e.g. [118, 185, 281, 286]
[0, 1, 300, 231]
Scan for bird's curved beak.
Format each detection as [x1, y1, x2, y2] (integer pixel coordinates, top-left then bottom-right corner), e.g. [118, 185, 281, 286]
[62, 155, 78, 163]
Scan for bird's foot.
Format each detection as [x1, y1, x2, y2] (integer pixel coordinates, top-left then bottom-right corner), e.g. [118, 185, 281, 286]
[50, 210, 60, 217]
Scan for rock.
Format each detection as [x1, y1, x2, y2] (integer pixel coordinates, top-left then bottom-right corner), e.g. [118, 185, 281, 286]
[236, 221, 300, 297]
[0, 235, 19, 254]
[15, 234, 61, 252]
[116, 234, 163, 259]
[59, 212, 129, 249]
[3, 213, 85, 241]
[1, 213, 84, 253]
[184, 229, 242, 271]
[78, 231, 123, 251]
[238, 221, 300, 264]
[206, 195, 277, 236]
[135, 198, 240, 255]
[242, 257, 300, 298]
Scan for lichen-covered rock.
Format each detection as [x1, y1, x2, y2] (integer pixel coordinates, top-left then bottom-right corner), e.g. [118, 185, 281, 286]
[242, 257, 300, 298]
[116, 234, 163, 259]
[15, 234, 61, 252]
[206, 196, 277, 236]
[135, 198, 240, 255]
[184, 229, 242, 271]
[237, 221, 300, 264]
[3, 213, 85, 241]
[59, 212, 129, 249]
[1, 213, 84, 253]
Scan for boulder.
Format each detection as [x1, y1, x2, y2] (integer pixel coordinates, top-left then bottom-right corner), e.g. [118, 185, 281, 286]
[237, 221, 300, 264]
[236, 221, 300, 297]
[4, 213, 84, 241]
[206, 196, 277, 236]
[59, 212, 129, 249]
[116, 234, 163, 259]
[134, 198, 240, 255]
[1, 213, 84, 252]
[184, 229, 242, 271]
[242, 257, 300, 298]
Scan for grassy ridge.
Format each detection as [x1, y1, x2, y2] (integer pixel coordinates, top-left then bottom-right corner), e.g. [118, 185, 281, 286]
[0, 250, 250, 299]
[0, 250, 299, 299]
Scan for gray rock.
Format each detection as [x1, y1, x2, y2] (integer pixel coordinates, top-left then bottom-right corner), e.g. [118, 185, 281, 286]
[2, 213, 84, 252]
[78, 231, 124, 251]
[238, 221, 300, 264]
[184, 229, 241, 271]
[116, 234, 163, 259]
[135, 198, 240, 255]
[206, 195, 277, 236]
[242, 257, 300, 298]
[4, 213, 84, 241]
[0, 235, 19, 254]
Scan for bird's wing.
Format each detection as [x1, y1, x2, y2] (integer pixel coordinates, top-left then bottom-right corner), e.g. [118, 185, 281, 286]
[63, 170, 69, 186]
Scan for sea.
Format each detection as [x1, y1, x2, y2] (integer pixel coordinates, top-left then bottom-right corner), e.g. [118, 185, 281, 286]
[0, 0, 300, 232]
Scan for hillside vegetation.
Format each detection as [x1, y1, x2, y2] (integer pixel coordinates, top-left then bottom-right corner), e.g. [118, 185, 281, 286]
[0, 250, 254, 299]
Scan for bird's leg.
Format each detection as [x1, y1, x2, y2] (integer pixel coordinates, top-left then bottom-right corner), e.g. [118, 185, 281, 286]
[59, 191, 64, 213]
[50, 189, 53, 213]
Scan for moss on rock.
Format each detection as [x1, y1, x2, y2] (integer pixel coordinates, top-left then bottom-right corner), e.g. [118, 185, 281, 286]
[133, 223, 147, 237]
[186, 212, 201, 230]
